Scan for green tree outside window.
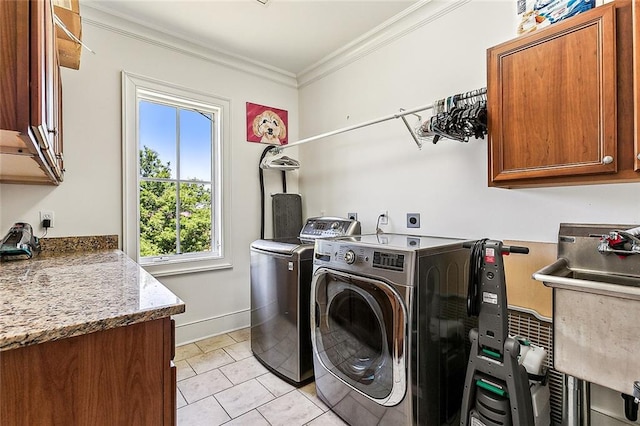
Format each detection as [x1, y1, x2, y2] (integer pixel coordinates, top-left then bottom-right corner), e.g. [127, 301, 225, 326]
[139, 146, 212, 257]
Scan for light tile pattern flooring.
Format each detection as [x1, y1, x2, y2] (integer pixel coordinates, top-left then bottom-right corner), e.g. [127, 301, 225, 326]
[175, 328, 348, 426]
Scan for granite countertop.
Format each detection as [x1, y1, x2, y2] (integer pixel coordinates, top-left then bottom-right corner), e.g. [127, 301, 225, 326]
[0, 249, 185, 351]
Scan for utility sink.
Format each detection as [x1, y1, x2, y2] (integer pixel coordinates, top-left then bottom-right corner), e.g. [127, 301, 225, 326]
[533, 257, 640, 301]
[533, 224, 640, 397]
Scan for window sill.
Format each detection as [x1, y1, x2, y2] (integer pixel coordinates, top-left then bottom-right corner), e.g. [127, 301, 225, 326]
[140, 257, 233, 277]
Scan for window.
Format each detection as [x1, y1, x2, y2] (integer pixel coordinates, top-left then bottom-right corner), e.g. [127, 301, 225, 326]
[123, 72, 231, 275]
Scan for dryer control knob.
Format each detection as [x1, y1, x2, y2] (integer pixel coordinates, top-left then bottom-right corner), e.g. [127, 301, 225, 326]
[344, 250, 356, 264]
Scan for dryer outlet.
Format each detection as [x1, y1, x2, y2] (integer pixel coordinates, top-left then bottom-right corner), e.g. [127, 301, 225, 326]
[407, 213, 420, 228]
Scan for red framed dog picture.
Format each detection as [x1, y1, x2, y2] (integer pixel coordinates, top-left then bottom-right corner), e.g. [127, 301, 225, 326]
[246, 102, 288, 145]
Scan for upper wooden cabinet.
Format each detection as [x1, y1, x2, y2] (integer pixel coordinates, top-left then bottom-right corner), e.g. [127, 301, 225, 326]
[0, 0, 64, 185]
[487, 1, 639, 188]
[634, 0, 640, 172]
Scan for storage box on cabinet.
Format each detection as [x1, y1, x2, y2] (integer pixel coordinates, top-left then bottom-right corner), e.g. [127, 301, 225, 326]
[487, 1, 638, 188]
[54, 0, 82, 70]
[0, 0, 64, 185]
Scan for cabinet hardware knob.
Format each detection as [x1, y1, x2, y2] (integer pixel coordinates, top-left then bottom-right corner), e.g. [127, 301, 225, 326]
[637, 153, 640, 161]
[602, 156, 614, 164]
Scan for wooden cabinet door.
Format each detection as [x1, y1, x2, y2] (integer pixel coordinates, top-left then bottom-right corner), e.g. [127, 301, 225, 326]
[488, 3, 617, 185]
[30, 0, 53, 149]
[0, 1, 29, 137]
[0, 319, 172, 426]
[34, 0, 63, 180]
[56, 68, 65, 177]
[633, 0, 640, 171]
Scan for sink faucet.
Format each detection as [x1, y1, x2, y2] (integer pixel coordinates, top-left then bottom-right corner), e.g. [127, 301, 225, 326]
[598, 226, 640, 255]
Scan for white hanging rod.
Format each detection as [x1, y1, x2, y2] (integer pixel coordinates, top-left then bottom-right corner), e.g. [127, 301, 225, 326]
[276, 103, 434, 151]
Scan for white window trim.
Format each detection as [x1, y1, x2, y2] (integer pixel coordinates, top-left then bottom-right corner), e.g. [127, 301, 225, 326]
[122, 71, 232, 276]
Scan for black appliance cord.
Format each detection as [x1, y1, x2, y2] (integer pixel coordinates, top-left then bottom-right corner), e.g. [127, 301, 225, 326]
[467, 238, 487, 317]
[281, 170, 287, 193]
[259, 145, 277, 239]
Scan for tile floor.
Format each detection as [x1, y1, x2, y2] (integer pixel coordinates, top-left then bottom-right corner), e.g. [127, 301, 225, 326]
[175, 328, 348, 426]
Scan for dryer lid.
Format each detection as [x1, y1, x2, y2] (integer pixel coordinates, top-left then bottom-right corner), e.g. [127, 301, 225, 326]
[330, 233, 467, 252]
[251, 238, 310, 255]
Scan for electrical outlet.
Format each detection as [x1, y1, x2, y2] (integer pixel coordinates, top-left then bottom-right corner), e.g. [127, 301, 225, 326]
[379, 210, 388, 225]
[40, 210, 54, 228]
[347, 212, 358, 221]
[407, 237, 421, 247]
[407, 213, 420, 228]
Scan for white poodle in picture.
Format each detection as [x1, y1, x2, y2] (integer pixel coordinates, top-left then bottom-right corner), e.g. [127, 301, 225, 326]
[253, 110, 287, 144]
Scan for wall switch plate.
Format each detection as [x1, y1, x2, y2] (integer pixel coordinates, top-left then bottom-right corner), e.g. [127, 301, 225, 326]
[40, 210, 54, 228]
[347, 212, 358, 221]
[407, 213, 420, 228]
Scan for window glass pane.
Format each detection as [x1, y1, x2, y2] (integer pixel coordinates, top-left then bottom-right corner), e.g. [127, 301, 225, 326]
[179, 182, 212, 254]
[139, 101, 177, 179]
[180, 109, 212, 181]
[139, 181, 177, 257]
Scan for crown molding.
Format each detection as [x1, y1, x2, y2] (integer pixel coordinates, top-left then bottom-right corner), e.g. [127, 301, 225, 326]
[81, 1, 471, 90]
[296, 0, 471, 89]
[81, 5, 299, 89]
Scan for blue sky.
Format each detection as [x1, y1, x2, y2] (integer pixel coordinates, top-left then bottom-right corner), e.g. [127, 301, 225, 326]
[139, 100, 212, 181]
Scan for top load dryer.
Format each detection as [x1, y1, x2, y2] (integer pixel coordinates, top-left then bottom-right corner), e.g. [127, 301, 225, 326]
[250, 217, 361, 385]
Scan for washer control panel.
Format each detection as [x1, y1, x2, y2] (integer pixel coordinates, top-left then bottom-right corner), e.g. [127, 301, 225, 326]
[372, 251, 405, 271]
[313, 238, 414, 286]
[299, 217, 361, 240]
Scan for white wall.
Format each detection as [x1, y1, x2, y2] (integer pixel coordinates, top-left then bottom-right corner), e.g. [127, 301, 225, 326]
[0, 7, 299, 344]
[297, 1, 640, 423]
[298, 0, 640, 243]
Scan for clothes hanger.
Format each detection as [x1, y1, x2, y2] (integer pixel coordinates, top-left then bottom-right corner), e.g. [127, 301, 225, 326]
[260, 152, 300, 171]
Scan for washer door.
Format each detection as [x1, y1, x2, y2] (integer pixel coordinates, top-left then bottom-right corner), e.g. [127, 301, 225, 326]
[311, 268, 407, 406]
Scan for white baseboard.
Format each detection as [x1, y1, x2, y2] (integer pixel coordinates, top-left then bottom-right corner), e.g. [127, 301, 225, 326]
[174, 309, 250, 346]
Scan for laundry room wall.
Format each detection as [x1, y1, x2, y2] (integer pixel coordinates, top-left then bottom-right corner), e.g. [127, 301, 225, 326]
[0, 6, 299, 344]
[297, 1, 640, 423]
[297, 0, 640, 244]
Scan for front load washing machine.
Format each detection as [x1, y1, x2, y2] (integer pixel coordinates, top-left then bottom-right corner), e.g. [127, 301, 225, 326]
[250, 217, 360, 385]
[310, 234, 478, 425]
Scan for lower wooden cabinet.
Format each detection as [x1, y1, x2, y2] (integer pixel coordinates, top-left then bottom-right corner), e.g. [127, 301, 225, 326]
[0, 318, 176, 426]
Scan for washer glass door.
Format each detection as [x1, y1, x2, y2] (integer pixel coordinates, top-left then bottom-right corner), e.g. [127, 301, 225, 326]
[312, 269, 406, 405]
